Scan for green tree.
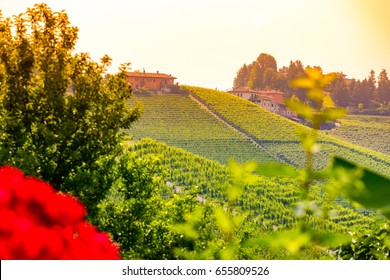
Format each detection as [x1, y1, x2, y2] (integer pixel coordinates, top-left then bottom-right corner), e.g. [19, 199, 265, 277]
[0, 4, 141, 216]
[233, 64, 250, 88]
[329, 74, 351, 107]
[248, 62, 262, 89]
[286, 60, 306, 100]
[256, 53, 277, 72]
[353, 79, 371, 107]
[262, 67, 278, 89]
[377, 69, 390, 104]
[367, 70, 377, 105]
[245, 53, 278, 90]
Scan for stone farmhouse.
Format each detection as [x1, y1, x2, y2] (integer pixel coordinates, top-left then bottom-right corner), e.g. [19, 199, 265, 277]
[228, 87, 298, 120]
[126, 70, 176, 93]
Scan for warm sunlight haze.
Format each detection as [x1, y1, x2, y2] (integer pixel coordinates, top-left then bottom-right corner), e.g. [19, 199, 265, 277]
[1, 0, 389, 89]
[1, 0, 390, 265]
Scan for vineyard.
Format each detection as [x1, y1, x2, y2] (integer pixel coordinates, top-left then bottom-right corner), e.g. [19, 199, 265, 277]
[324, 115, 390, 155]
[122, 87, 389, 259]
[2, 4, 389, 261]
[185, 86, 390, 176]
[127, 139, 376, 232]
[126, 93, 275, 164]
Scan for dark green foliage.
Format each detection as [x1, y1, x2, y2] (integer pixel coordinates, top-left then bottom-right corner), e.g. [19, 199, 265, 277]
[329, 156, 390, 219]
[233, 64, 251, 87]
[233, 53, 389, 109]
[336, 222, 390, 260]
[0, 4, 141, 217]
[377, 69, 390, 104]
[96, 152, 175, 259]
[95, 150, 219, 259]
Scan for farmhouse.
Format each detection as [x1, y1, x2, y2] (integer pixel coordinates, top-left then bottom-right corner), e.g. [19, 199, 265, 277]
[258, 90, 284, 103]
[228, 87, 298, 119]
[252, 95, 278, 113]
[228, 86, 259, 100]
[126, 70, 176, 93]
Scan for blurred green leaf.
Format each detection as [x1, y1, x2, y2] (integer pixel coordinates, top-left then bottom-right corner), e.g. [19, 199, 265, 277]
[321, 107, 346, 122]
[322, 93, 335, 108]
[285, 97, 313, 120]
[214, 206, 233, 235]
[270, 229, 312, 254]
[306, 67, 323, 80]
[321, 72, 337, 86]
[296, 127, 318, 153]
[290, 77, 316, 89]
[307, 88, 325, 103]
[330, 156, 390, 219]
[256, 162, 300, 178]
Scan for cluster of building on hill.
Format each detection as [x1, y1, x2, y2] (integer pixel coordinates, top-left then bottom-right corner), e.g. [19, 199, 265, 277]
[228, 87, 299, 121]
[125, 71, 299, 120]
[125, 70, 177, 94]
[124, 69, 339, 128]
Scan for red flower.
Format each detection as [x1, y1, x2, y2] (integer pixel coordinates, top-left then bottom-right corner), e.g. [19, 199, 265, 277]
[0, 165, 120, 259]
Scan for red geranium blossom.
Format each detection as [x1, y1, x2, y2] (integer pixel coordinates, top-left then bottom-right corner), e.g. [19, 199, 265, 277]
[0, 166, 120, 259]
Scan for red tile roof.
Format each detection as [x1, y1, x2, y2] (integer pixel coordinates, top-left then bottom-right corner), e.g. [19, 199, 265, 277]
[257, 95, 275, 101]
[228, 87, 258, 93]
[126, 72, 176, 79]
[229, 88, 285, 95]
[258, 90, 285, 95]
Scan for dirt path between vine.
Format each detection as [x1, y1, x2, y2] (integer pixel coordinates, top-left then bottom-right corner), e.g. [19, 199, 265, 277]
[188, 94, 285, 163]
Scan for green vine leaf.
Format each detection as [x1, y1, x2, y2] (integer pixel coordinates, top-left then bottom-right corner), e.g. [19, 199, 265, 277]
[329, 156, 390, 219]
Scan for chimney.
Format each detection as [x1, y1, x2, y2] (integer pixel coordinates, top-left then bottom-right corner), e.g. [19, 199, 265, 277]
[157, 70, 159, 74]
[143, 68, 145, 74]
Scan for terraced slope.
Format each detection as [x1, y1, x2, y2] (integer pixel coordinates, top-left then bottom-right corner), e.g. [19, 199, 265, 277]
[127, 139, 375, 232]
[324, 115, 390, 155]
[186, 86, 390, 176]
[126, 93, 275, 164]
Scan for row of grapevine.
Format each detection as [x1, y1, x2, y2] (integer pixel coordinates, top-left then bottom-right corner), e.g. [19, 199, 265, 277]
[186, 86, 390, 175]
[126, 94, 275, 164]
[127, 139, 375, 233]
[324, 115, 390, 155]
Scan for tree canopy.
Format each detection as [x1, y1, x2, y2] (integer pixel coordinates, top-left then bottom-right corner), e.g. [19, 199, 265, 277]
[0, 3, 141, 215]
[233, 53, 390, 113]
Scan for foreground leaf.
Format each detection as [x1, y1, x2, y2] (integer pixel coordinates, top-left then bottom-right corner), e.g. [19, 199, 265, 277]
[330, 156, 390, 219]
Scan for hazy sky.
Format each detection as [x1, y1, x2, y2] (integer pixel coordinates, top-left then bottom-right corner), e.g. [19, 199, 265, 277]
[2, 0, 390, 90]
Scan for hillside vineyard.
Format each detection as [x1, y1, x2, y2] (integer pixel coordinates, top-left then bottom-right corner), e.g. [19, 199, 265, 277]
[127, 94, 276, 164]
[127, 88, 390, 176]
[127, 139, 375, 232]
